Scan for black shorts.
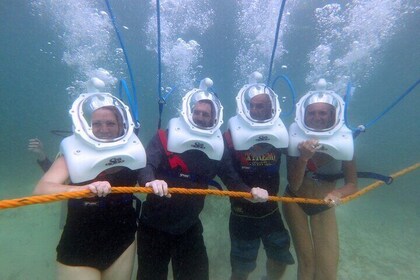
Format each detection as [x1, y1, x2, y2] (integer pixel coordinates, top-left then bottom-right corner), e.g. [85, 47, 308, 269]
[137, 221, 209, 280]
[229, 209, 294, 273]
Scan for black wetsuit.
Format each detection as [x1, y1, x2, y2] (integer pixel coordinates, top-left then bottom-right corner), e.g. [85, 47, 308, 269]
[224, 130, 294, 273]
[136, 130, 248, 280]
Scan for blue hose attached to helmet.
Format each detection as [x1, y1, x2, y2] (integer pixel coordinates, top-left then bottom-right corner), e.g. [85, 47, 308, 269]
[267, 0, 288, 85]
[345, 79, 419, 138]
[104, 0, 140, 129]
[270, 74, 296, 118]
[119, 80, 139, 124]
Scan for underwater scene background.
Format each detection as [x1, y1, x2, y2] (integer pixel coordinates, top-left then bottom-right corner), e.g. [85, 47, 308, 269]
[0, 0, 419, 279]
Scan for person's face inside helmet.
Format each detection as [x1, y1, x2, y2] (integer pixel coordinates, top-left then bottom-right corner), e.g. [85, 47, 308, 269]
[91, 107, 123, 139]
[192, 100, 213, 128]
[304, 103, 336, 130]
[250, 94, 272, 121]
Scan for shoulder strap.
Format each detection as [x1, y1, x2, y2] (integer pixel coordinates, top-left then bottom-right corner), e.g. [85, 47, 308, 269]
[158, 129, 189, 173]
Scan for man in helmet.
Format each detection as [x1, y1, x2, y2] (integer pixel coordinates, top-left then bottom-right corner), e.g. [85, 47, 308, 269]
[224, 74, 294, 280]
[136, 79, 268, 280]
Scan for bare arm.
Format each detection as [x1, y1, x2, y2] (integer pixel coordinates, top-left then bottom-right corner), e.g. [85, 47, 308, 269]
[324, 158, 358, 205]
[287, 139, 319, 192]
[33, 156, 111, 197]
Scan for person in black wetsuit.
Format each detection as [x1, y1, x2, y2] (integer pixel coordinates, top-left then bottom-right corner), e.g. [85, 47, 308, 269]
[136, 78, 268, 280]
[224, 73, 294, 280]
[33, 93, 146, 280]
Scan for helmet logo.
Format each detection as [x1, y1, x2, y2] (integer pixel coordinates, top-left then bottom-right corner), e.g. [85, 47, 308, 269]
[105, 157, 125, 166]
[191, 142, 205, 149]
[256, 135, 270, 142]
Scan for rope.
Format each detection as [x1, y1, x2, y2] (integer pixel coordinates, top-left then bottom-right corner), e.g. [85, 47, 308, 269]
[0, 162, 418, 210]
[340, 162, 419, 204]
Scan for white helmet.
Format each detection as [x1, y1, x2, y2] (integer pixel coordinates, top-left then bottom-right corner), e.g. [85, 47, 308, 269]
[70, 93, 135, 148]
[236, 71, 281, 126]
[295, 87, 345, 135]
[180, 78, 223, 134]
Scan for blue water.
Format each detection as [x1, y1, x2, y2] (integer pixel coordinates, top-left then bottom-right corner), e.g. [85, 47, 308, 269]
[0, 0, 419, 279]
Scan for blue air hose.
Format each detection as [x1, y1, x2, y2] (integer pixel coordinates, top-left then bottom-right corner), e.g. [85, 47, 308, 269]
[363, 79, 419, 128]
[119, 80, 139, 123]
[156, 0, 165, 129]
[345, 79, 419, 138]
[104, 0, 139, 125]
[270, 74, 296, 117]
[267, 0, 287, 85]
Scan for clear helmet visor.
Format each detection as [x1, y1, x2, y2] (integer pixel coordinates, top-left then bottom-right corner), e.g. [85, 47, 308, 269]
[186, 90, 222, 130]
[79, 94, 129, 142]
[301, 92, 342, 132]
[241, 85, 278, 123]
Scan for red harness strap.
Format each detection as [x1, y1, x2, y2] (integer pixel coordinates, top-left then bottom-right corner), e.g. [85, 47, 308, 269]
[157, 129, 189, 174]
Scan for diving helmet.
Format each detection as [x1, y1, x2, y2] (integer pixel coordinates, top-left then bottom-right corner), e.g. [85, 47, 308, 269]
[181, 78, 223, 134]
[167, 78, 224, 160]
[288, 79, 353, 160]
[295, 80, 345, 135]
[236, 71, 281, 126]
[70, 92, 135, 148]
[61, 92, 146, 183]
[227, 71, 289, 151]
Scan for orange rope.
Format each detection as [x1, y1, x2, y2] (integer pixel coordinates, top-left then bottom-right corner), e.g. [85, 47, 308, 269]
[0, 162, 418, 210]
[340, 162, 419, 204]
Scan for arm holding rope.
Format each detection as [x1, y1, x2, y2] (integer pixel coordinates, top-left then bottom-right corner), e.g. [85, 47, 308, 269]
[218, 142, 268, 203]
[137, 133, 171, 198]
[33, 156, 111, 197]
[324, 158, 358, 206]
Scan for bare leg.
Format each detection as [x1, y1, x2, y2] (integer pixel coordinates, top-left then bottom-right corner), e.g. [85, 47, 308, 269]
[311, 209, 338, 280]
[103, 241, 136, 280]
[57, 263, 101, 280]
[282, 202, 315, 280]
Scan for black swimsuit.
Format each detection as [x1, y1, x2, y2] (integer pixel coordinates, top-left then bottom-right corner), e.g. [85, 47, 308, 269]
[56, 168, 138, 271]
[285, 158, 342, 216]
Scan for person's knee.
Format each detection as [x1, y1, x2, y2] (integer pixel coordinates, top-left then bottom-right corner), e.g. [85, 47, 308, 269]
[230, 250, 257, 280]
[230, 270, 250, 280]
[263, 231, 295, 265]
[230, 235, 259, 275]
[266, 258, 287, 279]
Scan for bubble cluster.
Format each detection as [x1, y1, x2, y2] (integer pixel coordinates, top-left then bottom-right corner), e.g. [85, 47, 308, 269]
[145, 0, 214, 93]
[234, 0, 296, 84]
[31, 0, 124, 94]
[306, 0, 408, 93]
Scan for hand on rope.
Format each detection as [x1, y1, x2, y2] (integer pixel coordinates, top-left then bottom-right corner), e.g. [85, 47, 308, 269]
[0, 162, 418, 210]
[86, 181, 112, 197]
[145, 180, 171, 198]
[247, 187, 269, 203]
[324, 191, 343, 207]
